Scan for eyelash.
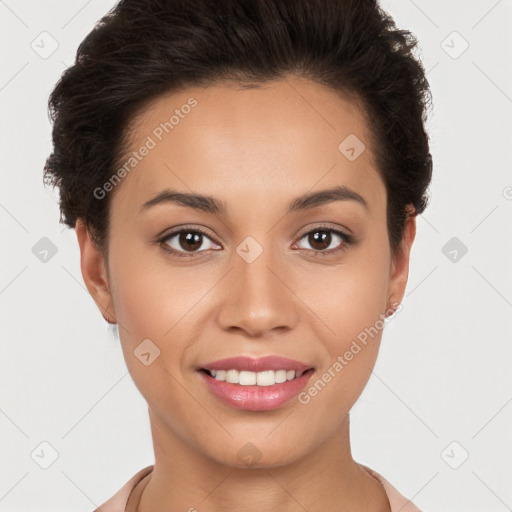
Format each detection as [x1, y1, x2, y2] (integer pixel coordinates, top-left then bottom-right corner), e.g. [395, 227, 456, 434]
[157, 224, 355, 259]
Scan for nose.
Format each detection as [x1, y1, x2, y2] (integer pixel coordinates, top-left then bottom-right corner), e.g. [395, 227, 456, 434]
[216, 240, 298, 338]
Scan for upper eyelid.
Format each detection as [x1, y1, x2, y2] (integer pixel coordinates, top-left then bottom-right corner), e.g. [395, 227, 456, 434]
[160, 226, 218, 243]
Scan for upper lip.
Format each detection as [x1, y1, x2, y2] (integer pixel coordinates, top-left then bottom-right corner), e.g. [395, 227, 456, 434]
[200, 356, 314, 373]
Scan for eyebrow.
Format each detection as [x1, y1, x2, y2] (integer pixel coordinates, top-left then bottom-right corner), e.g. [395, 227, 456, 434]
[140, 185, 368, 215]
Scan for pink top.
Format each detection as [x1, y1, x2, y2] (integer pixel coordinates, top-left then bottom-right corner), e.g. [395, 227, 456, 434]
[93, 464, 422, 511]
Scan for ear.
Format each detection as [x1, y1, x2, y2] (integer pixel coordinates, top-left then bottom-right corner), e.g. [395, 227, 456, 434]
[75, 219, 116, 323]
[386, 207, 417, 310]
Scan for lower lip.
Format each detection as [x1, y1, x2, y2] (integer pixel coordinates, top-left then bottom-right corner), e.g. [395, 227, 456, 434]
[198, 369, 314, 411]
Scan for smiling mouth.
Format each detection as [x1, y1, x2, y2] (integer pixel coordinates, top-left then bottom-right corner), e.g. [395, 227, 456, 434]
[199, 368, 314, 386]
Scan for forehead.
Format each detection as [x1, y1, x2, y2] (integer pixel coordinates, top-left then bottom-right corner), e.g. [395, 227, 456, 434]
[113, 76, 385, 216]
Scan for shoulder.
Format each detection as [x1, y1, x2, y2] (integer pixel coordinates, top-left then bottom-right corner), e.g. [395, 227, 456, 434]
[92, 465, 154, 512]
[360, 464, 423, 512]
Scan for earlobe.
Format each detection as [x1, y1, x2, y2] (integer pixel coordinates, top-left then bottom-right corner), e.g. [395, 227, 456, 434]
[387, 209, 417, 311]
[75, 219, 116, 323]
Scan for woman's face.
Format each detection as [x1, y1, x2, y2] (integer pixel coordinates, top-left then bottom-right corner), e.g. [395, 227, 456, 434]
[78, 76, 415, 468]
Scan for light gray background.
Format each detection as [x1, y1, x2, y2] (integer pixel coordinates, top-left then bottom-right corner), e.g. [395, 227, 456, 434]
[1, 1, 511, 511]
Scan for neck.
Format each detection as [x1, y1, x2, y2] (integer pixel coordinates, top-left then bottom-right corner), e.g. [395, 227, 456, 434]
[129, 409, 390, 512]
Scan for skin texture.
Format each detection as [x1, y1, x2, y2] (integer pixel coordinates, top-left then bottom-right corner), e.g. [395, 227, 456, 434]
[76, 75, 416, 511]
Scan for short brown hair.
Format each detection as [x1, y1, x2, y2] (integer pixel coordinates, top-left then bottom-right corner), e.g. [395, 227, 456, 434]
[44, 0, 433, 254]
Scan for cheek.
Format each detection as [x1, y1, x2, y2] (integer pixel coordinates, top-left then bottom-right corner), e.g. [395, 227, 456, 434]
[108, 238, 201, 335]
[106, 242, 219, 375]
[299, 253, 389, 342]
[296, 250, 390, 410]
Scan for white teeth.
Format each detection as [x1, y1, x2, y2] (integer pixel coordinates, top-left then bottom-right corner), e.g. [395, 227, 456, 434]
[256, 370, 274, 386]
[226, 369, 239, 383]
[209, 369, 306, 386]
[274, 369, 287, 383]
[239, 371, 257, 385]
[214, 370, 226, 381]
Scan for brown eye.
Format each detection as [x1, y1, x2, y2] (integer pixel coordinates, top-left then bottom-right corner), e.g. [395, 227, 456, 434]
[295, 226, 352, 255]
[177, 231, 203, 252]
[307, 230, 332, 251]
[161, 228, 220, 256]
